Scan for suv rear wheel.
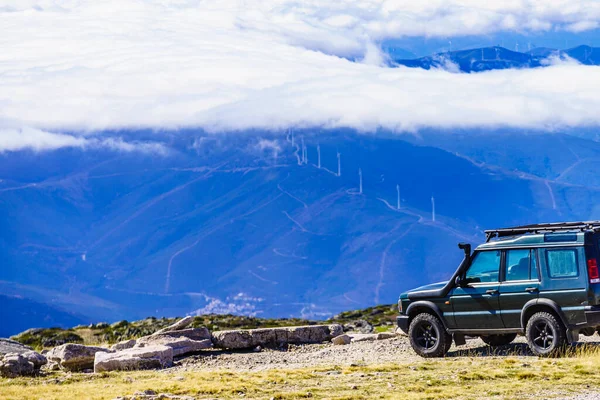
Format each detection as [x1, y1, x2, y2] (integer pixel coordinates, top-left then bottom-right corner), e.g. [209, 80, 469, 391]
[408, 313, 451, 358]
[525, 312, 566, 356]
[481, 333, 517, 347]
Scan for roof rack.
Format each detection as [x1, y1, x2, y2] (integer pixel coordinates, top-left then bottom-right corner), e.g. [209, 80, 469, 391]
[485, 221, 600, 242]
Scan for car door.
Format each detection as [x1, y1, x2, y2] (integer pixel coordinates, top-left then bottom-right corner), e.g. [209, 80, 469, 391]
[450, 249, 504, 330]
[498, 248, 540, 329]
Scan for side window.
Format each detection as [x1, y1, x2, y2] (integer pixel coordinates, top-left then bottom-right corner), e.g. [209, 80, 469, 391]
[465, 250, 500, 283]
[505, 249, 539, 281]
[545, 248, 579, 278]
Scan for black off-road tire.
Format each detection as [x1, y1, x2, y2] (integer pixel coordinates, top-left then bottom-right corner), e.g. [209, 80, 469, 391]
[481, 333, 517, 347]
[408, 313, 452, 358]
[525, 312, 567, 357]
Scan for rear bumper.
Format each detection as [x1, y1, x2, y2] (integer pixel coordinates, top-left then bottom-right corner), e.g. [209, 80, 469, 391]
[584, 308, 600, 327]
[397, 315, 409, 334]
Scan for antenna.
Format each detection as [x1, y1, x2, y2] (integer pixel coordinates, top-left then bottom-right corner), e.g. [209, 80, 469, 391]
[431, 196, 436, 222]
[317, 144, 321, 169]
[359, 168, 363, 194]
[396, 184, 400, 210]
[337, 152, 341, 177]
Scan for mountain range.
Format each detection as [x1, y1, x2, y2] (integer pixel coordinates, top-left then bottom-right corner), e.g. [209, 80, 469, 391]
[391, 45, 600, 72]
[2, 129, 600, 336]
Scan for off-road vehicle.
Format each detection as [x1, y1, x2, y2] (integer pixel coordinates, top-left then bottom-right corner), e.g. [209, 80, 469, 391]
[396, 221, 600, 357]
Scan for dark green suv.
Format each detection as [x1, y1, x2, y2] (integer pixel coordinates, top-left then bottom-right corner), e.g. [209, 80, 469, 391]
[397, 221, 600, 357]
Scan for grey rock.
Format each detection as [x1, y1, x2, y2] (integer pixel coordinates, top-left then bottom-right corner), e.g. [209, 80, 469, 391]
[152, 316, 194, 336]
[343, 320, 373, 334]
[376, 332, 397, 340]
[22, 350, 47, 368]
[47, 343, 111, 372]
[0, 338, 33, 355]
[111, 339, 137, 351]
[143, 328, 210, 342]
[332, 334, 351, 345]
[348, 333, 378, 343]
[0, 353, 35, 377]
[135, 337, 212, 357]
[211, 324, 343, 349]
[94, 345, 173, 373]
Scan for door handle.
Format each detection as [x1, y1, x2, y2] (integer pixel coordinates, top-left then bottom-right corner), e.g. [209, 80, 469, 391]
[485, 289, 498, 295]
[525, 287, 539, 293]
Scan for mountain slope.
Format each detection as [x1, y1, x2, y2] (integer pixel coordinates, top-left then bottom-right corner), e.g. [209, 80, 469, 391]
[2, 131, 600, 334]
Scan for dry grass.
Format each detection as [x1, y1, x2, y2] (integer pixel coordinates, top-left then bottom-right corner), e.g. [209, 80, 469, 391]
[3, 346, 600, 399]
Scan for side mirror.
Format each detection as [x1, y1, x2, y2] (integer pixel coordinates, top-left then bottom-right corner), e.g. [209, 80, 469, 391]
[454, 275, 463, 287]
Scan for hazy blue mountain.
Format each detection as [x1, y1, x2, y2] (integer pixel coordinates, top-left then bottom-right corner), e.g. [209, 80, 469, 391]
[2, 130, 600, 336]
[391, 45, 600, 72]
[393, 46, 545, 72]
[0, 295, 86, 337]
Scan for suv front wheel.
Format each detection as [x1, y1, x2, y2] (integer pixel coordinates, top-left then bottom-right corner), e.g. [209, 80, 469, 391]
[525, 312, 566, 356]
[408, 313, 452, 358]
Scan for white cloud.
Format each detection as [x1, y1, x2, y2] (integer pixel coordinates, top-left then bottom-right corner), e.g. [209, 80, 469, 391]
[1, 0, 600, 139]
[0, 127, 168, 153]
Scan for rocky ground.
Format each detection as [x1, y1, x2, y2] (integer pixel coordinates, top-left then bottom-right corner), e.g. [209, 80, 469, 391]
[174, 334, 600, 372]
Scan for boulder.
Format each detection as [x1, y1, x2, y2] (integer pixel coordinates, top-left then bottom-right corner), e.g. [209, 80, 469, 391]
[332, 334, 351, 345]
[22, 350, 47, 368]
[376, 332, 397, 340]
[94, 345, 173, 373]
[0, 353, 35, 378]
[348, 333, 378, 343]
[47, 343, 112, 372]
[136, 337, 212, 357]
[343, 320, 373, 334]
[0, 338, 33, 355]
[211, 324, 343, 350]
[140, 328, 210, 344]
[152, 316, 194, 336]
[111, 339, 137, 351]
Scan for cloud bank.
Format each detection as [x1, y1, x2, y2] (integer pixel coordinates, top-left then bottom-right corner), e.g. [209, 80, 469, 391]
[2, 0, 600, 151]
[0, 128, 167, 153]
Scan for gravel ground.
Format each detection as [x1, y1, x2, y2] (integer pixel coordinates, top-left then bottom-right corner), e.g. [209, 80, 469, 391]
[171, 334, 600, 373]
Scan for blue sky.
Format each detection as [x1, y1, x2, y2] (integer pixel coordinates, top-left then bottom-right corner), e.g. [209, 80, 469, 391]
[2, 0, 600, 152]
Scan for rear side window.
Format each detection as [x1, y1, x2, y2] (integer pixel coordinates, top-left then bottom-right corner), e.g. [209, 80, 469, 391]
[545, 248, 579, 278]
[505, 249, 538, 281]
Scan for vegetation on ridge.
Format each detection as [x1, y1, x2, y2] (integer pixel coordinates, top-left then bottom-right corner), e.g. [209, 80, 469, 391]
[10, 305, 398, 350]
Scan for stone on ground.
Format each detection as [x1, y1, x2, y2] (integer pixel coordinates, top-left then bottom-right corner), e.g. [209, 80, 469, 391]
[94, 345, 173, 373]
[348, 333, 378, 343]
[332, 334, 351, 345]
[212, 324, 343, 349]
[0, 338, 33, 355]
[0, 339, 47, 377]
[0, 353, 35, 378]
[47, 343, 111, 372]
[136, 337, 212, 357]
[111, 339, 137, 351]
[152, 316, 194, 336]
[147, 327, 211, 342]
[376, 332, 397, 340]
